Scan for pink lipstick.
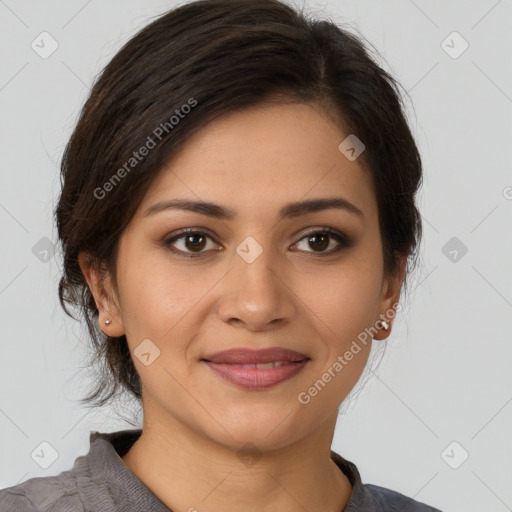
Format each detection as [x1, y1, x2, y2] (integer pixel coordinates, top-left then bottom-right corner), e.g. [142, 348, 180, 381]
[202, 347, 310, 390]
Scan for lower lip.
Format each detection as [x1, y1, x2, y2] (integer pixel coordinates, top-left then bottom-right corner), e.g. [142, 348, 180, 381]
[203, 360, 309, 389]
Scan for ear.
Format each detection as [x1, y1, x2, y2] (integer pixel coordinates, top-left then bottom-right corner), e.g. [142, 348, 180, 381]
[78, 251, 125, 337]
[373, 253, 407, 341]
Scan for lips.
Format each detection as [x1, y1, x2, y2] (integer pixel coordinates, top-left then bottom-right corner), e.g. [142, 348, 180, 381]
[201, 347, 310, 390]
[201, 347, 309, 365]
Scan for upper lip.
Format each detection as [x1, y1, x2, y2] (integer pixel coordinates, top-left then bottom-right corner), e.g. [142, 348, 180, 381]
[202, 347, 310, 364]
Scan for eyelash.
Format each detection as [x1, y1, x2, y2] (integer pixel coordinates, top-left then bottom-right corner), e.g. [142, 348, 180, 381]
[162, 227, 350, 259]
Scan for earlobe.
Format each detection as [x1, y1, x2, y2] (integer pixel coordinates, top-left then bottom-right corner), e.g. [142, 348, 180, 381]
[374, 254, 407, 341]
[77, 252, 125, 337]
[373, 318, 391, 341]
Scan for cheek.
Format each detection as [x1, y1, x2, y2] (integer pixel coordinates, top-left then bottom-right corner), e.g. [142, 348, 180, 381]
[296, 269, 379, 409]
[115, 248, 217, 351]
[114, 246, 171, 338]
[295, 256, 383, 348]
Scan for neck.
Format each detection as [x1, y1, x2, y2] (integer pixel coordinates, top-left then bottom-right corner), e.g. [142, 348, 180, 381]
[121, 409, 352, 512]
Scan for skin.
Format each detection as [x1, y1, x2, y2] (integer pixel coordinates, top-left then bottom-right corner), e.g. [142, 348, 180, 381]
[79, 101, 406, 512]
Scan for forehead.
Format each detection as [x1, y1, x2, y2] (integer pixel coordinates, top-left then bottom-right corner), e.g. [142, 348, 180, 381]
[137, 102, 377, 223]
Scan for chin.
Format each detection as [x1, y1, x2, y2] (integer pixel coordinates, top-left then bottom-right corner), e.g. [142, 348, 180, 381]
[198, 407, 307, 453]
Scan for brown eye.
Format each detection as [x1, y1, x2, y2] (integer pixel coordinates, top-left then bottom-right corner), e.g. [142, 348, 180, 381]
[183, 233, 207, 252]
[293, 228, 349, 255]
[164, 229, 219, 257]
[307, 232, 329, 252]
[163, 227, 350, 258]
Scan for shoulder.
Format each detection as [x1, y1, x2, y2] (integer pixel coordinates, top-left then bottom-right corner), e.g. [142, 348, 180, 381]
[0, 472, 85, 512]
[0, 488, 37, 512]
[364, 483, 443, 511]
[330, 450, 443, 511]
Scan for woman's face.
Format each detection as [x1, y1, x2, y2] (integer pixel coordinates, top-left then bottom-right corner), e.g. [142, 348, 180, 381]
[81, 101, 404, 451]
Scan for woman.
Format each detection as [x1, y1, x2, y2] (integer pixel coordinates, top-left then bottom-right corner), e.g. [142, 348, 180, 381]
[0, 0, 443, 510]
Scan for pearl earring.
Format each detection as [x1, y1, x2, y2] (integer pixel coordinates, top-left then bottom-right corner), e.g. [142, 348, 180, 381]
[105, 319, 112, 325]
[379, 320, 389, 330]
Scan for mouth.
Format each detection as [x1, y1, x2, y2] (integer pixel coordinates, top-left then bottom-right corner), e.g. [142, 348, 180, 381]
[201, 347, 310, 390]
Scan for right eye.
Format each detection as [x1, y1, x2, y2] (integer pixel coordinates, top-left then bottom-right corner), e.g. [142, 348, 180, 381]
[163, 229, 222, 258]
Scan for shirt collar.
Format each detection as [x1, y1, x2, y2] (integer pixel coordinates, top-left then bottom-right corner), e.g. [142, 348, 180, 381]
[86, 429, 374, 511]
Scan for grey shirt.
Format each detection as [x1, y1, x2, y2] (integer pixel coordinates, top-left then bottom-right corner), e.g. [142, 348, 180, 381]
[0, 429, 442, 511]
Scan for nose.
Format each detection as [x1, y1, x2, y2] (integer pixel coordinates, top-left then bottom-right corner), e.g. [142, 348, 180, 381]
[217, 242, 297, 332]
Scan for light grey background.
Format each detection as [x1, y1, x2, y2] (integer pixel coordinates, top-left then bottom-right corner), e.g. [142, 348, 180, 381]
[1, 1, 511, 510]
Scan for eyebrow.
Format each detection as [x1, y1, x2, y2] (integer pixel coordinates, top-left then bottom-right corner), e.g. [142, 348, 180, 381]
[144, 197, 364, 221]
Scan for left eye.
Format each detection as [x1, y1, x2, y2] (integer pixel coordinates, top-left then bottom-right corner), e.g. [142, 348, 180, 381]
[163, 228, 348, 257]
[292, 228, 348, 255]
